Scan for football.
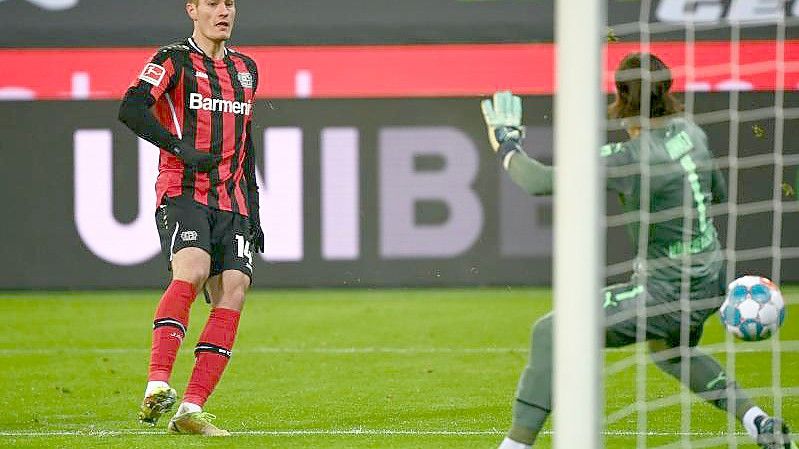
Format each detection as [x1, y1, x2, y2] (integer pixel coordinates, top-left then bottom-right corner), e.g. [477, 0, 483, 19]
[720, 275, 786, 341]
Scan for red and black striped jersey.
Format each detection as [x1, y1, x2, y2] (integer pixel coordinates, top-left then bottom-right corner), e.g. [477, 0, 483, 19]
[129, 37, 258, 216]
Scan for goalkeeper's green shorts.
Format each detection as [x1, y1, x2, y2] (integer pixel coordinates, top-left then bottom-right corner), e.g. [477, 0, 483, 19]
[602, 273, 724, 348]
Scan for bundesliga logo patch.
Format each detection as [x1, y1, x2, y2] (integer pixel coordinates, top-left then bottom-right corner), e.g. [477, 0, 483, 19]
[237, 72, 254, 89]
[139, 63, 166, 87]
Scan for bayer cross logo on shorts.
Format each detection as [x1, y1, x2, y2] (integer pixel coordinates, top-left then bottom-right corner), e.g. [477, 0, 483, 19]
[180, 230, 198, 242]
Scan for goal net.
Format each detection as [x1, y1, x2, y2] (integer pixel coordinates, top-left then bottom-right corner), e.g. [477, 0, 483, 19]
[556, 1, 798, 448]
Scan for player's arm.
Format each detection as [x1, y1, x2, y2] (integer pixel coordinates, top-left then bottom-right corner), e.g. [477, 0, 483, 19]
[243, 121, 264, 253]
[118, 52, 218, 172]
[481, 91, 554, 196]
[242, 58, 264, 253]
[504, 149, 554, 196]
[118, 87, 180, 151]
[601, 143, 639, 199]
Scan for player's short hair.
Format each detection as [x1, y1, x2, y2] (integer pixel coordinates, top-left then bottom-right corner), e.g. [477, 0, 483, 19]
[608, 52, 683, 120]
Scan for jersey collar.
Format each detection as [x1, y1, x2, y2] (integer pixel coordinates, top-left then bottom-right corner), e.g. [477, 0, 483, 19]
[187, 37, 228, 59]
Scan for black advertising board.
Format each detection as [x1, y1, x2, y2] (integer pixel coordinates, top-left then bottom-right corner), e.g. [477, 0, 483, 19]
[1, 94, 798, 289]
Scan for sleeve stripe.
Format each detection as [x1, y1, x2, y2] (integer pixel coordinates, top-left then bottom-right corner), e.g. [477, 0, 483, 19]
[164, 92, 182, 140]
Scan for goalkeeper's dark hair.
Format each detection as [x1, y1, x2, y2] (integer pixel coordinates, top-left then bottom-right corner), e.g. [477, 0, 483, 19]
[608, 52, 683, 120]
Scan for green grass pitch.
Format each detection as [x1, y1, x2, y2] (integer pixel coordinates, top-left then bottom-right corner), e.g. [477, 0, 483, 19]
[0, 287, 797, 448]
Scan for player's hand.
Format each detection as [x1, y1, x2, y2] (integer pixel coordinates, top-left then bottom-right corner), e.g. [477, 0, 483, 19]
[247, 210, 265, 254]
[173, 141, 221, 173]
[480, 90, 524, 153]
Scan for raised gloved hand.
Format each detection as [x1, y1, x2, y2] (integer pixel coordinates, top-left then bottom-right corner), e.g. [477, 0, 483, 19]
[480, 90, 525, 160]
[172, 140, 221, 173]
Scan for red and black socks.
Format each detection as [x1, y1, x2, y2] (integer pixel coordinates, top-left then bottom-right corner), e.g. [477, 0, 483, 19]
[148, 280, 196, 382]
[182, 307, 241, 407]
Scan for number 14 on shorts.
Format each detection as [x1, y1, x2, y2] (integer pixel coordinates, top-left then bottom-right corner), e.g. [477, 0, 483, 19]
[234, 235, 253, 267]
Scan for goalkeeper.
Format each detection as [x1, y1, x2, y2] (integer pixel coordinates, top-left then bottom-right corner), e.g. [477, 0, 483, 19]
[482, 52, 796, 449]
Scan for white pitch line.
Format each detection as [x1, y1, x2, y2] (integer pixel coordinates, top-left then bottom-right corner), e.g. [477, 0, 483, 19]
[246, 347, 525, 355]
[1, 343, 799, 356]
[0, 429, 750, 438]
[0, 429, 501, 437]
[0, 347, 528, 356]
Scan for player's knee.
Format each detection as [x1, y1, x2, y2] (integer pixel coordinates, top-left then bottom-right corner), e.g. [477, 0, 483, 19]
[229, 279, 248, 299]
[171, 248, 211, 289]
[214, 272, 250, 310]
[217, 285, 246, 310]
[648, 340, 680, 368]
[651, 355, 677, 373]
[172, 265, 210, 290]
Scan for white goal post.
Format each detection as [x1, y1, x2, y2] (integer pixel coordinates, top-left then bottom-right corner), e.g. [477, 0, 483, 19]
[552, 1, 606, 449]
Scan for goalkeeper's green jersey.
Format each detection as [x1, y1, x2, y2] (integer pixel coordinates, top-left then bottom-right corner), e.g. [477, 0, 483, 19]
[507, 117, 726, 283]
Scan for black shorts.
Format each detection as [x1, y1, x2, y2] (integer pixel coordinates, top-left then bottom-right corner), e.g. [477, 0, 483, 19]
[603, 273, 725, 348]
[155, 194, 254, 279]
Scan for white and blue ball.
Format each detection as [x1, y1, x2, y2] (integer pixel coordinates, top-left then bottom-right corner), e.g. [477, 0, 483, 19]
[720, 275, 785, 341]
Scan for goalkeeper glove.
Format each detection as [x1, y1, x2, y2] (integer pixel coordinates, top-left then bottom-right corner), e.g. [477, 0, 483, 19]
[172, 141, 220, 173]
[480, 90, 525, 164]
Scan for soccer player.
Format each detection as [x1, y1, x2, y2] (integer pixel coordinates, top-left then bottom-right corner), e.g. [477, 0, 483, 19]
[118, 0, 263, 436]
[481, 53, 796, 449]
